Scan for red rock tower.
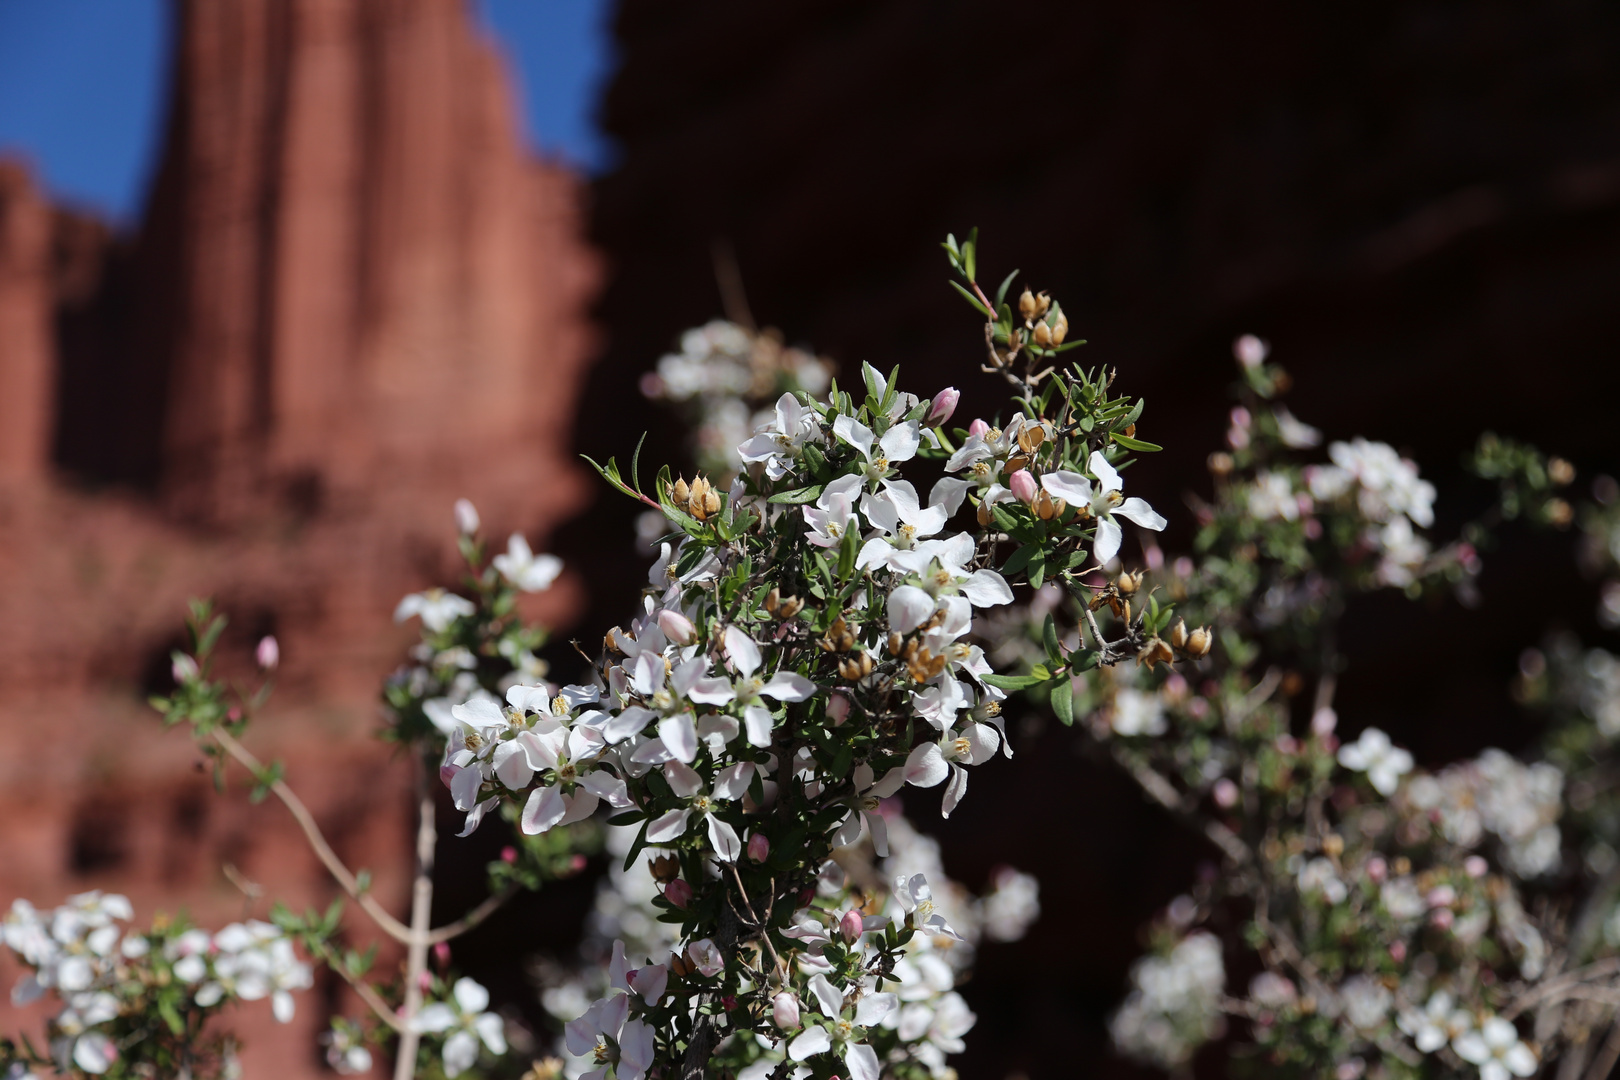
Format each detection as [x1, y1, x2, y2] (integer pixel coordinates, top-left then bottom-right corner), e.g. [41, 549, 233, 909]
[0, 2, 599, 1075]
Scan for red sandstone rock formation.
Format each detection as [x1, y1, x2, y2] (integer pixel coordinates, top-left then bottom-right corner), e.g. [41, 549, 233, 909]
[0, 2, 599, 1074]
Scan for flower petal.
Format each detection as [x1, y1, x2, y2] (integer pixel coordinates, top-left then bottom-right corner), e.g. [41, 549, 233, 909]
[520, 785, 566, 835]
[1116, 497, 1167, 531]
[725, 626, 762, 677]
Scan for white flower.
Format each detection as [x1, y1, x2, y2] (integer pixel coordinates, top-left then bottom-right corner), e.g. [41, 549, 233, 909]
[738, 392, 822, 479]
[1112, 689, 1167, 737]
[1297, 858, 1348, 904]
[856, 481, 949, 570]
[903, 724, 998, 818]
[414, 977, 507, 1078]
[1040, 451, 1167, 565]
[323, 1027, 373, 1074]
[1247, 472, 1302, 522]
[1398, 990, 1473, 1054]
[1453, 1015, 1537, 1080]
[492, 533, 563, 592]
[803, 475, 864, 549]
[1337, 727, 1413, 795]
[892, 874, 961, 938]
[1275, 407, 1322, 448]
[394, 588, 476, 632]
[833, 413, 920, 482]
[564, 989, 656, 1080]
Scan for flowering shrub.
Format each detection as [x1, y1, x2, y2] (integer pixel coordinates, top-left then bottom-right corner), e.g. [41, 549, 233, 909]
[2, 892, 310, 1078]
[8, 230, 1616, 1080]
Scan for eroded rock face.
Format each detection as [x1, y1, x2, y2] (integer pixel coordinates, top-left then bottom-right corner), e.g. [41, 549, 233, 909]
[0, 1, 598, 1072]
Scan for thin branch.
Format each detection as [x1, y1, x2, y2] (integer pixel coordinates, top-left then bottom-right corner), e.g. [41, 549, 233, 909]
[211, 728, 415, 945]
[394, 765, 437, 1080]
[1113, 748, 1251, 867]
[1505, 958, 1620, 1019]
[424, 884, 518, 946]
[308, 938, 404, 1034]
[1582, 1014, 1620, 1080]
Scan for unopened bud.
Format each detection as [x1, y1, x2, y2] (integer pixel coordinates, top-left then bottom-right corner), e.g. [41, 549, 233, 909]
[433, 941, 451, 968]
[977, 499, 994, 527]
[827, 693, 851, 726]
[1546, 497, 1573, 528]
[671, 478, 690, 505]
[1168, 619, 1187, 649]
[927, 388, 960, 426]
[256, 635, 280, 671]
[1117, 571, 1143, 597]
[1366, 856, 1387, 882]
[1050, 311, 1068, 346]
[1322, 834, 1344, 858]
[657, 609, 697, 646]
[748, 833, 770, 862]
[1234, 334, 1269, 369]
[1212, 778, 1239, 808]
[1548, 457, 1575, 486]
[1018, 288, 1038, 320]
[453, 498, 481, 535]
[649, 855, 681, 883]
[663, 878, 693, 908]
[171, 653, 199, 685]
[669, 953, 695, 977]
[1185, 626, 1213, 658]
[968, 418, 990, 438]
[1009, 469, 1038, 504]
[500, 845, 517, 864]
[1207, 452, 1234, 477]
[1032, 321, 1052, 348]
[773, 992, 800, 1031]
[839, 908, 865, 943]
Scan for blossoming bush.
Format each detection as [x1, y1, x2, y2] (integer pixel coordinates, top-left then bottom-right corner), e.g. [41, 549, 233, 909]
[6, 231, 1616, 1080]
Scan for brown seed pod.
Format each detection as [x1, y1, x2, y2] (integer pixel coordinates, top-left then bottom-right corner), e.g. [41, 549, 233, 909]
[1186, 626, 1213, 657]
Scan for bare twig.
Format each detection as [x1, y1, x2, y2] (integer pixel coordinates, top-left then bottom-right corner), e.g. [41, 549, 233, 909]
[1113, 748, 1251, 867]
[1505, 958, 1620, 1019]
[424, 885, 518, 946]
[394, 765, 437, 1080]
[307, 938, 404, 1034]
[211, 728, 416, 945]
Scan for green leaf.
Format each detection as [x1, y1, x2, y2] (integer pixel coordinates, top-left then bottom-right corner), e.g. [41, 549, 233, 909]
[1001, 544, 1036, 578]
[1049, 679, 1075, 725]
[1042, 614, 1061, 662]
[948, 280, 990, 317]
[837, 526, 858, 580]
[1029, 558, 1046, 589]
[1111, 433, 1163, 452]
[994, 268, 1020, 308]
[980, 673, 1048, 691]
[158, 995, 186, 1034]
[768, 485, 824, 505]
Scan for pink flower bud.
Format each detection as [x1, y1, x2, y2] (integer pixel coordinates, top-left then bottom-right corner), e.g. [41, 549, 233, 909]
[773, 992, 800, 1030]
[657, 609, 697, 646]
[418, 971, 432, 991]
[839, 907, 865, 943]
[1430, 908, 1454, 931]
[1311, 707, 1337, 736]
[1009, 469, 1038, 504]
[1366, 856, 1387, 882]
[1389, 941, 1406, 962]
[500, 846, 517, 864]
[453, 498, 481, 535]
[570, 854, 587, 871]
[827, 693, 851, 727]
[1464, 855, 1488, 878]
[747, 833, 770, 862]
[664, 879, 693, 908]
[432, 942, 451, 968]
[171, 653, 199, 685]
[927, 388, 960, 425]
[1233, 334, 1268, 369]
[1212, 779, 1239, 808]
[722, 994, 738, 1011]
[256, 635, 280, 671]
[968, 418, 990, 438]
[1426, 885, 1456, 909]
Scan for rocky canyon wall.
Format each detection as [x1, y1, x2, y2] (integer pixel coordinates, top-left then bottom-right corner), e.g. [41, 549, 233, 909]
[0, 1, 599, 1074]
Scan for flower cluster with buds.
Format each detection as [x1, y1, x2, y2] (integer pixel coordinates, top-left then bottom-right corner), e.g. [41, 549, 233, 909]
[2, 894, 310, 1079]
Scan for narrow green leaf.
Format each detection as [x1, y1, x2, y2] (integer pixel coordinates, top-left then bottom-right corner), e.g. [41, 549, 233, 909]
[1111, 433, 1164, 452]
[994, 268, 1020, 308]
[1050, 679, 1075, 725]
[980, 673, 1048, 691]
[1042, 614, 1061, 662]
[947, 280, 990, 317]
[768, 485, 824, 505]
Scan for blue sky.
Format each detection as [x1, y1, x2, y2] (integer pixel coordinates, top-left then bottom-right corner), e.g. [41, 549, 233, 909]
[0, 0, 615, 225]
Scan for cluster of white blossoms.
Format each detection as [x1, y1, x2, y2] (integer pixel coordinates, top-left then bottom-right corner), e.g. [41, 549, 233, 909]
[1109, 931, 1226, 1070]
[1307, 438, 1438, 586]
[2, 894, 310, 1076]
[640, 320, 833, 476]
[540, 816, 1038, 1080]
[1403, 749, 1565, 879]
